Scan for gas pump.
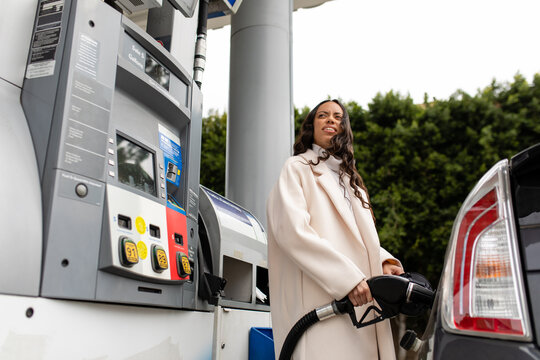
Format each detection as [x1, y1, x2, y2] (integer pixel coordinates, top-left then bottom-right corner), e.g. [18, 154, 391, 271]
[21, 0, 201, 309]
[0, 0, 271, 358]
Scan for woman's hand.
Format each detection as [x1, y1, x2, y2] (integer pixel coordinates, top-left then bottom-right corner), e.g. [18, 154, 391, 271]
[348, 280, 372, 307]
[383, 260, 405, 275]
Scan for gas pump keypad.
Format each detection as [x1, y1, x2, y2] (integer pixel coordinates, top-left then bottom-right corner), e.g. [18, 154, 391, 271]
[119, 237, 139, 267]
[151, 245, 168, 272]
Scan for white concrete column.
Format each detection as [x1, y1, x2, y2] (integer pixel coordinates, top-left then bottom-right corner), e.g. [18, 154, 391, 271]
[227, 0, 294, 227]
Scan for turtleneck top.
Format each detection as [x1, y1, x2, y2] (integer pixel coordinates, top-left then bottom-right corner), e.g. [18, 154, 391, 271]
[312, 144, 352, 209]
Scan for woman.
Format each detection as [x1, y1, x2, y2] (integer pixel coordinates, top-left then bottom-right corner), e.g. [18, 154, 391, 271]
[267, 99, 404, 360]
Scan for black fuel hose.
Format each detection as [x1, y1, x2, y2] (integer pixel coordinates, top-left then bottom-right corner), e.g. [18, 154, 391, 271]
[278, 309, 319, 360]
[278, 298, 352, 360]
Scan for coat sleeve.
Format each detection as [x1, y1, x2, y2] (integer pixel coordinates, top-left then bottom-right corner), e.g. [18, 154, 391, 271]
[379, 247, 403, 269]
[267, 159, 366, 300]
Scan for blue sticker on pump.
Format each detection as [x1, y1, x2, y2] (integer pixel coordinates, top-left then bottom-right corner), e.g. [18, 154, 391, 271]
[159, 132, 182, 187]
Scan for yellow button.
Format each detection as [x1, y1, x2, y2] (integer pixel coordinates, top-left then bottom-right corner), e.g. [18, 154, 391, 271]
[119, 237, 138, 267]
[137, 241, 148, 260]
[152, 245, 168, 272]
[177, 253, 191, 277]
[125, 242, 138, 263]
[181, 256, 191, 275]
[156, 249, 168, 269]
[135, 216, 146, 235]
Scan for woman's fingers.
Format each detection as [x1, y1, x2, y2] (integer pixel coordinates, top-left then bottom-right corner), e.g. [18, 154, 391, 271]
[347, 280, 372, 306]
[383, 262, 404, 275]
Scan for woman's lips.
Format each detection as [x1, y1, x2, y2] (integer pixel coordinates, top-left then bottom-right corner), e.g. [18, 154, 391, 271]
[323, 127, 336, 133]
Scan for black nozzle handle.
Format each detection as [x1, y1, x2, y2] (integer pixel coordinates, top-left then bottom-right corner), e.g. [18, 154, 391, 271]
[332, 296, 386, 329]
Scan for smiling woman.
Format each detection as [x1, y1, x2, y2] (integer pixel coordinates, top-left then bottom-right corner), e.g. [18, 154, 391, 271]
[313, 101, 343, 148]
[266, 99, 404, 359]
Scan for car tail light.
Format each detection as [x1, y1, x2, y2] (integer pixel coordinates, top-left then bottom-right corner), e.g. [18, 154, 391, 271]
[441, 160, 531, 340]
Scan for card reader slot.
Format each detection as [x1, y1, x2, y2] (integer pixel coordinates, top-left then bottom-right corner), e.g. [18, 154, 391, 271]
[174, 232, 183, 245]
[118, 214, 132, 230]
[149, 224, 160, 238]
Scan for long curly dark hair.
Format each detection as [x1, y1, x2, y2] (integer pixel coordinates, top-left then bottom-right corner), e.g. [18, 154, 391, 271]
[293, 99, 372, 211]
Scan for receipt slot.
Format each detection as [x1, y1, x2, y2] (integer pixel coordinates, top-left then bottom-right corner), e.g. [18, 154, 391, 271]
[21, 0, 202, 308]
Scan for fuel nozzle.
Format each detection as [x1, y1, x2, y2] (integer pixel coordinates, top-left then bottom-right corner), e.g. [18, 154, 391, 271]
[337, 273, 435, 329]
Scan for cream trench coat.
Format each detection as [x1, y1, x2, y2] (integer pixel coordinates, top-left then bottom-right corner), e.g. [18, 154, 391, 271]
[267, 149, 399, 360]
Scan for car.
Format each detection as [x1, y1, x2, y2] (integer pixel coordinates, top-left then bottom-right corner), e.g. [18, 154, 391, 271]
[411, 143, 540, 359]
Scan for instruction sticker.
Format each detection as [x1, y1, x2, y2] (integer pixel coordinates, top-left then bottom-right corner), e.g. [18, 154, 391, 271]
[26, 0, 65, 79]
[75, 33, 99, 79]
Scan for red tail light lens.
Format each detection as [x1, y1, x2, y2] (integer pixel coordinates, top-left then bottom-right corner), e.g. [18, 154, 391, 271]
[441, 160, 531, 340]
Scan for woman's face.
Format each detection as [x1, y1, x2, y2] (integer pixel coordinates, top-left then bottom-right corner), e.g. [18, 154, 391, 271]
[313, 101, 344, 149]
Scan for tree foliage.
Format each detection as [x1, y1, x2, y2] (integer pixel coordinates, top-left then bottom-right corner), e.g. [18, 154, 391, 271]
[201, 73, 540, 287]
[200, 111, 227, 195]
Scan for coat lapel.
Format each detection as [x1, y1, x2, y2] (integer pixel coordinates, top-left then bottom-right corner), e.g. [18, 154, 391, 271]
[299, 150, 364, 249]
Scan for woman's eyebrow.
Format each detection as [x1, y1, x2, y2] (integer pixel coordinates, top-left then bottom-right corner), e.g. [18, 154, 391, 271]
[316, 110, 343, 117]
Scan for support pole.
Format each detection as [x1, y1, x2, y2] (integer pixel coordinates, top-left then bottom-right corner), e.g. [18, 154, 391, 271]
[227, 0, 294, 227]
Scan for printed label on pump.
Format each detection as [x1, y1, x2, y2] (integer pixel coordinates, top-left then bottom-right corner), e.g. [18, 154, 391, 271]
[152, 245, 168, 272]
[159, 126, 182, 188]
[75, 33, 99, 79]
[119, 237, 139, 267]
[157, 250, 168, 269]
[124, 242, 138, 264]
[181, 256, 191, 275]
[27, 0, 65, 78]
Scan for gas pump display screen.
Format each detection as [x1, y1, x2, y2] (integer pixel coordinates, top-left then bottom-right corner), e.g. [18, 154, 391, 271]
[117, 134, 157, 196]
[145, 53, 170, 91]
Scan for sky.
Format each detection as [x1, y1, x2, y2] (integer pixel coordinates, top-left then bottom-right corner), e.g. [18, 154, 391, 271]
[201, 0, 540, 117]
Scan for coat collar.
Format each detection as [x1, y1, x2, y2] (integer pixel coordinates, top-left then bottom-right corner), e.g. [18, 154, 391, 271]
[298, 148, 326, 175]
[298, 149, 364, 247]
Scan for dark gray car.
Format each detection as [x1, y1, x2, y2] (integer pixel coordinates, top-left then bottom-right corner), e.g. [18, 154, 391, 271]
[414, 143, 540, 359]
